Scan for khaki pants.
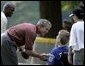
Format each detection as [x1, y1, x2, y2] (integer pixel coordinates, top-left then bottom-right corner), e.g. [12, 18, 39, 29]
[73, 49, 84, 65]
[1, 32, 18, 65]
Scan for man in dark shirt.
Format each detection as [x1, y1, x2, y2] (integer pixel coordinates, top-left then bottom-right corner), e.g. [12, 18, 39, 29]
[1, 19, 52, 65]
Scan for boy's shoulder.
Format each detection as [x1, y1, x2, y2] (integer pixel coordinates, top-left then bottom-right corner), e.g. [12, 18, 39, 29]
[52, 45, 68, 52]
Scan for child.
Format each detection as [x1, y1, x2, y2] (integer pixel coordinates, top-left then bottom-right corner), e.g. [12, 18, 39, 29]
[47, 30, 70, 65]
[62, 19, 72, 32]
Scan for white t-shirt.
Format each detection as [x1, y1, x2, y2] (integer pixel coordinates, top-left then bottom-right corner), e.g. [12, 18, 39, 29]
[69, 20, 84, 51]
[1, 12, 7, 33]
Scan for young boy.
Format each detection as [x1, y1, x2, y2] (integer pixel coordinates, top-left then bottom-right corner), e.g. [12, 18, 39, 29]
[47, 30, 70, 65]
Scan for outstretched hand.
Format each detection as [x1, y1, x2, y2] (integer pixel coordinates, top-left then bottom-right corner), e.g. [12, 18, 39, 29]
[39, 53, 49, 61]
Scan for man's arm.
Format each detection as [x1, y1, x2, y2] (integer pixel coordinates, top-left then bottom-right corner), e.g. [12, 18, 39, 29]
[25, 49, 47, 61]
[68, 47, 73, 64]
[68, 24, 76, 65]
[19, 47, 47, 61]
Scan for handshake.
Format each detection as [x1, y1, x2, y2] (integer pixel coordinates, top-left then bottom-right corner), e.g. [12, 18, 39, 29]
[39, 53, 50, 61]
[19, 47, 50, 61]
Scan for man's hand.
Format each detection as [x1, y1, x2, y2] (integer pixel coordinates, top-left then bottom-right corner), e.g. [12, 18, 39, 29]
[39, 53, 49, 61]
[68, 47, 73, 64]
[19, 47, 29, 59]
[21, 51, 29, 59]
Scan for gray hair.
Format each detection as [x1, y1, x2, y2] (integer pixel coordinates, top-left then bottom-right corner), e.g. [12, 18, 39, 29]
[37, 19, 52, 29]
[2, 2, 15, 11]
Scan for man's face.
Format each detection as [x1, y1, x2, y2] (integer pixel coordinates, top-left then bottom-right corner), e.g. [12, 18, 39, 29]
[62, 23, 66, 29]
[39, 26, 50, 37]
[6, 7, 15, 17]
[72, 15, 78, 23]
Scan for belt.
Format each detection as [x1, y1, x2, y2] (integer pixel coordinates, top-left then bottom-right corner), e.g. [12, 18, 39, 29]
[7, 33, 21, 47]
[7, 33, 15, 42]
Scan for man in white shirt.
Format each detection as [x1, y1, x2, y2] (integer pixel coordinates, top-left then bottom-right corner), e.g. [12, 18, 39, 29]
[1, 2, 15, 33]
[1, 2, 15, 65]
[1, 12, 7, 33]
[68, 8, 84, 65]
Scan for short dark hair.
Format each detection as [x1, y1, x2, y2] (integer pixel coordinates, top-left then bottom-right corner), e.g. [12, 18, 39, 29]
[2, 2, 15, 11]
[63, 20, 72, 32]
[73, 8, 84, 19]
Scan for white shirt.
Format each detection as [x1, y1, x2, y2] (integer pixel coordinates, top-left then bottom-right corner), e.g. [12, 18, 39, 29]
[69, 20, 84, 51]
[1, 12, 7, 33]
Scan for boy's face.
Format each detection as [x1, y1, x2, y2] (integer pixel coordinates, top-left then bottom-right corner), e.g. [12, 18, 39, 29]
[64, 36, 69, 43]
